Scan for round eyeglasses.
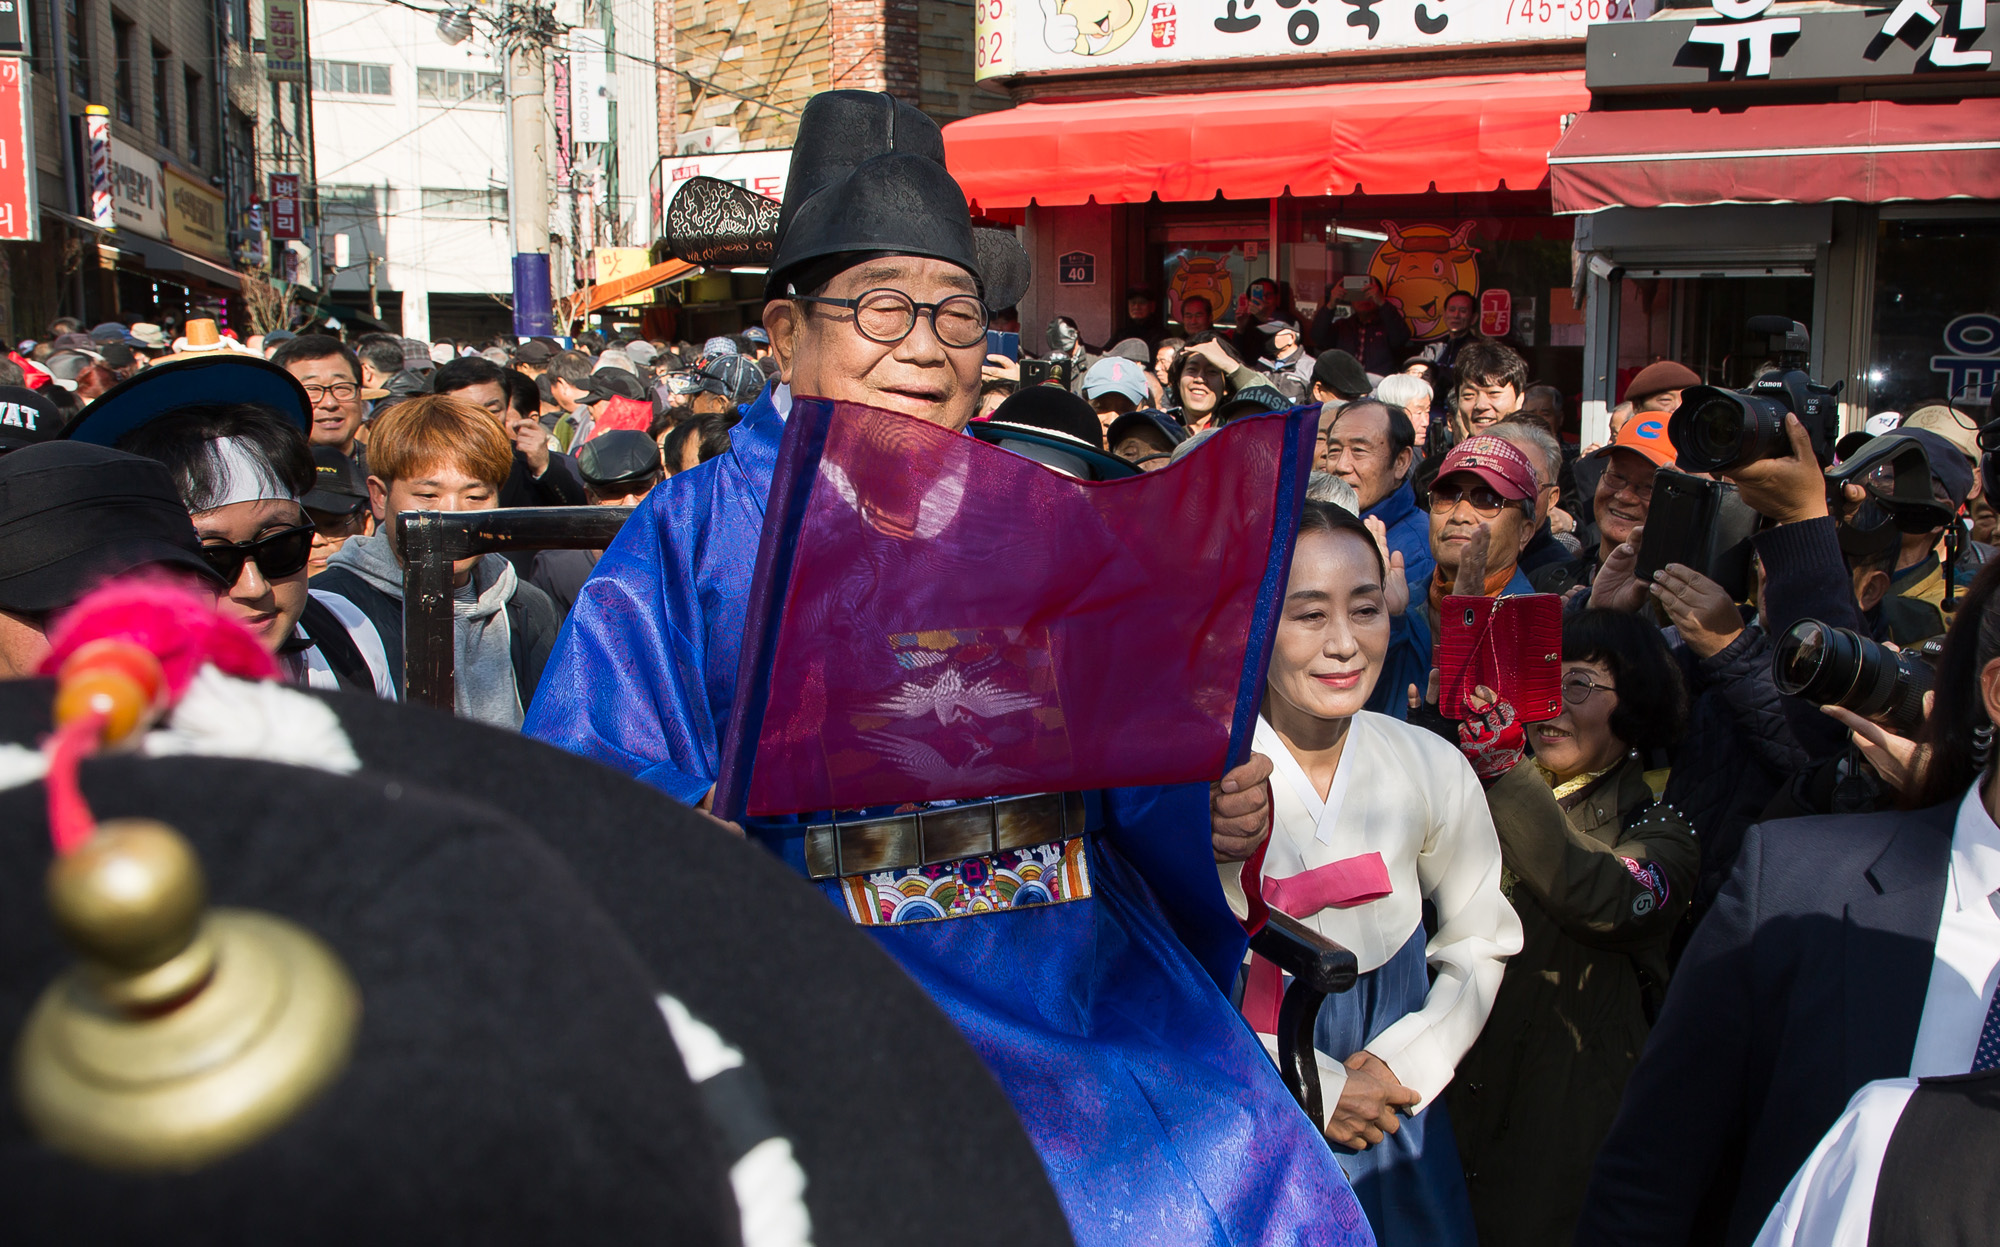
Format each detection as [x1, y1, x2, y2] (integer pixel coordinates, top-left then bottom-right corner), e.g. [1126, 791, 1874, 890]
[1561, 672, 1618, 706]
[793, 288, 990, 350]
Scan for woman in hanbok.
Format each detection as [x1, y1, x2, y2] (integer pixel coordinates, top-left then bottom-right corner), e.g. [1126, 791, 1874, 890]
[1219, 501, 1522, 1247]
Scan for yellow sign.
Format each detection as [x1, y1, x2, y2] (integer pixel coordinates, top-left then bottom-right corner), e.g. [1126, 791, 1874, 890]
[593, 246, 657, 308]
[264, 0, 308, 83]
[162, 167, 229, 263]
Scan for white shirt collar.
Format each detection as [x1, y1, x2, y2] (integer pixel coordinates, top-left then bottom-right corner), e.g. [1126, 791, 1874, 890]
[771, 382, 792, 421]
[1950, 783, 2000, 910]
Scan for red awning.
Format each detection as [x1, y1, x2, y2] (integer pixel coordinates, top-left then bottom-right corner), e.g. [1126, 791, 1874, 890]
[1549, 97, 2000, 214]
[941, 72, 1589, 210]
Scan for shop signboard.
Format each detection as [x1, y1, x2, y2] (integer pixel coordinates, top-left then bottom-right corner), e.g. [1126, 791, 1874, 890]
[270, 172, 301, 240]
[570, 29, 609, 145]
[591, 246, 657, 307]
[163, 166, 230, 262]
[109, 137, 164, 238]
[0, 0, 26, 54]
[1933, 313, 2000, 406]
[976, 0, 1649, 79]
[0, 57, 34, 240]
[264, 0, 307, 84]
[1588, 5, 1996, 90]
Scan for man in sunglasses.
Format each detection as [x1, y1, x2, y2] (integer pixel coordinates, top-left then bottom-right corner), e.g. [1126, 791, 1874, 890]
[0, 441, 225, 678]
[1423, 434, 1541, 634]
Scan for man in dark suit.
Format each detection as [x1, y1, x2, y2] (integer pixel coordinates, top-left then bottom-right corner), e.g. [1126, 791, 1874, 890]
[1572, 801, 1954, 1246]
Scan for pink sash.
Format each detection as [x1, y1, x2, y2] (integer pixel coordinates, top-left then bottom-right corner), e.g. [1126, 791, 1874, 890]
[1240, 851, 1392, 1035]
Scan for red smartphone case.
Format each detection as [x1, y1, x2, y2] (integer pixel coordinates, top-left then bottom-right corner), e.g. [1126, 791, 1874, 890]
[1436, 594, 1564, 723]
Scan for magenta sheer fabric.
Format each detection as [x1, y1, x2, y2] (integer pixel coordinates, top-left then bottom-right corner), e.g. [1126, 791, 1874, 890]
[719, 399, 1316, 819]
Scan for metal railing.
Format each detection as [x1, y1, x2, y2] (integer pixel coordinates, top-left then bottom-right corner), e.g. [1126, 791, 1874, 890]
[395, 505, 632, 711]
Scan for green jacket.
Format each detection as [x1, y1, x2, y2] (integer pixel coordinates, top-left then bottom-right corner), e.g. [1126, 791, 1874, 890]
[1447, 755, 1698, 1247]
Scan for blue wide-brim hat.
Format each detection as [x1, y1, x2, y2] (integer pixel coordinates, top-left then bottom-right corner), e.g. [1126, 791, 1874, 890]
[59, 355, 313, 447]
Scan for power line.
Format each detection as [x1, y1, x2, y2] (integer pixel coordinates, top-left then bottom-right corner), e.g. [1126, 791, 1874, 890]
[367, 0, 803, 118]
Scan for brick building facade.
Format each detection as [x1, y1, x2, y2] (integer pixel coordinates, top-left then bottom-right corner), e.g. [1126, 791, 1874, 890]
[667, 0, 998, 153]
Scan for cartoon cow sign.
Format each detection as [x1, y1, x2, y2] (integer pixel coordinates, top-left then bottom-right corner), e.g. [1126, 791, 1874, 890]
[1366, 221, 1481, 342]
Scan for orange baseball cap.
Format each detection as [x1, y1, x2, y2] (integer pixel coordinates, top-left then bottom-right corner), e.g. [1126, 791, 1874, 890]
[1595, 411, 1677, 469]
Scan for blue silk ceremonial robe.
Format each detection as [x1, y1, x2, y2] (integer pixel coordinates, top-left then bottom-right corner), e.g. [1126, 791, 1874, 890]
[526, 385, 1374, 1247]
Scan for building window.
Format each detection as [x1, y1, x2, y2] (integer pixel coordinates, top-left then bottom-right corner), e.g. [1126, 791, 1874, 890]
[415, 68, 502, 104]
[312, 60, 392, 96]
[152, 45, 171, 144]
[224, 0, 250, 46]
[184, 69, 202, 165]
[111, 14, 135, 123]
[64, 0, 88, 98]
[420, 187, 507, 220]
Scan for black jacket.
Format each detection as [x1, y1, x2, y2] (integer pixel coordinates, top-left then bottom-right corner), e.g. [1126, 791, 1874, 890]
[1574, 799, 1957, 1247]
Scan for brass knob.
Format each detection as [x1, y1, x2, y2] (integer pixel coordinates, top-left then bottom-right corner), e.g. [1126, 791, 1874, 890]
[15, 819, 361, 1171]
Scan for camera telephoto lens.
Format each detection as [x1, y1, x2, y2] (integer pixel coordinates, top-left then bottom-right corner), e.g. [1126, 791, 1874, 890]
[1773, 618, 1935, 737]
[1671, 388, 1789, 473]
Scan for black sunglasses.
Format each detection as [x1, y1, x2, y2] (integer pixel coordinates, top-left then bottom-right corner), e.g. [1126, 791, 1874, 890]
[1428, 479, 1522, 516]
[200, 523, 316, 584]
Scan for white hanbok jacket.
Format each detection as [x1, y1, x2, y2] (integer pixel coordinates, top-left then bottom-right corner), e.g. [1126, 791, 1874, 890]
[1221, 711, 1522, 1112]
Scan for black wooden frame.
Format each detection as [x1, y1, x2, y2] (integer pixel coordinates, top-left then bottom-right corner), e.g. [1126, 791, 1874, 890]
[396, 503, 1357, 1118]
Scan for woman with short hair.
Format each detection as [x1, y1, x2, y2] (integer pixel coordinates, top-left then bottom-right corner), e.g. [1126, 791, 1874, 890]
[1446, 607, 1698, 1247]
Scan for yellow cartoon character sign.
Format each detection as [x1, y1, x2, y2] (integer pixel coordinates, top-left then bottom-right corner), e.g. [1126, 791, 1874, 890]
[1167, 254, 1234, 327]
[1038, 0, 1146, 55]
[1367, 222, 1481, 341]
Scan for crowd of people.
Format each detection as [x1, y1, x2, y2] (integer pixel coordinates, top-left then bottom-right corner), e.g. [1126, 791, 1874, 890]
[2, 84, 1999, 1247]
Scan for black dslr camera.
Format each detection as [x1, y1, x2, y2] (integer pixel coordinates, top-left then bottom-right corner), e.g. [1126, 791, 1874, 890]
[1670, 317, 1843, 472]
[1773, 619, 1942, 738]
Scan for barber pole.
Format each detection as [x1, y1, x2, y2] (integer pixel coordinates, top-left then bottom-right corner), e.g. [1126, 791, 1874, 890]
[83, 105, 113, 231]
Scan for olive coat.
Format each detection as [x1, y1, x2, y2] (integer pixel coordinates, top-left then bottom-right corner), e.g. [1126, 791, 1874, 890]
[1447, 754, 1698, 1247]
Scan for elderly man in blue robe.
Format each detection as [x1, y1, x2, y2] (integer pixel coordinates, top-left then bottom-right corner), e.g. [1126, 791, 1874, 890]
[526, 90, 1372, 1247]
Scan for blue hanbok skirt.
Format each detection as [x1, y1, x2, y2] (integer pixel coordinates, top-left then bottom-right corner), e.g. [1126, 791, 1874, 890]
[1314, 927, 1479, 1247]
[815, 834, 1375, 1247]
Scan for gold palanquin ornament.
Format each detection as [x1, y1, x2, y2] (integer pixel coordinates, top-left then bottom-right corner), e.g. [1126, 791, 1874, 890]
[15, 818, 360, 1170]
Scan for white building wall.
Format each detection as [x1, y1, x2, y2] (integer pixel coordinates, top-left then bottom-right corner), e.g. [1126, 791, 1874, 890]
[310, 0, 512, 340]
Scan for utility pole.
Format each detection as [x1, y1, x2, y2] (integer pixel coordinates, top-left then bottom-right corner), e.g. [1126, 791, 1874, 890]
[367, 254, 380, 322]
[502, 4, 557, 336]
[656, 0, 675, 163]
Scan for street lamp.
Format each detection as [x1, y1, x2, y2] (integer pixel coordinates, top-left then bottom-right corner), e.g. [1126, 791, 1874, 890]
[436, 8, 475, 45]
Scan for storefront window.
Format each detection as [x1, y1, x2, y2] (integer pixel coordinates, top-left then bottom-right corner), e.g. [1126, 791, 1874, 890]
[1867, 216, 2000, 418]
[1613, 272, 1814, 402]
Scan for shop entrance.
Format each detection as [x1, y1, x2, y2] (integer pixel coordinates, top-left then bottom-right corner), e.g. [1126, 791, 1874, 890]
[1611, 268, 1816, 404]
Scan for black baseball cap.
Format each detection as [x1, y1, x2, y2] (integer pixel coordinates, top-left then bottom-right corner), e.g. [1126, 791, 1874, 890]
[302, 445, 370, 515]
[1213, 384, 1290, 424]
[0, 442, 225, 612]
[514, 339, 556, 366]
[580, 367, 649, 404]
[576, 430, 662, 490]
[1311, 350, 1370, 401]
[0, 386, 63, 453]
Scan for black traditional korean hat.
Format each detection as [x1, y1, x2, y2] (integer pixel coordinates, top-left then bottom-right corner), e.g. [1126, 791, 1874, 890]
[662, 90, 1030, 311]
[0, 586, 1070, 1245]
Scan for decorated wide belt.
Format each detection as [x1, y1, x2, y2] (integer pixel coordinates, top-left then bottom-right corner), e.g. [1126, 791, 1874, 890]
[805, 792, 1093, 927]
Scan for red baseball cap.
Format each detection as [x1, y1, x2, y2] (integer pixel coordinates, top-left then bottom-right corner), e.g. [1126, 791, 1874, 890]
[1435, 435, 1539, 502]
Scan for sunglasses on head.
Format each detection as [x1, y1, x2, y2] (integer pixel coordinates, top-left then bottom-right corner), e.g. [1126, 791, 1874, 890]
[200, 522, 315, 584]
